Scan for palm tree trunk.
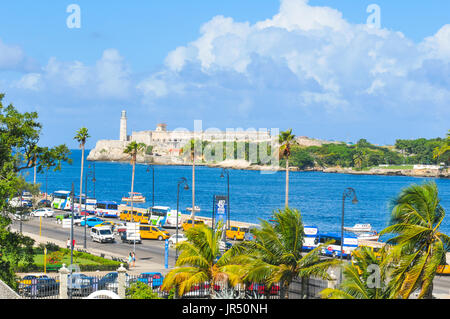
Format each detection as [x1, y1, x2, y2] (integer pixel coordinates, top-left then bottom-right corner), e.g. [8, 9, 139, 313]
[285, 158, 289, 208]
[79, 145, 85, 214]
[130, 157, 135, 222]
[190, 155, 196, 221]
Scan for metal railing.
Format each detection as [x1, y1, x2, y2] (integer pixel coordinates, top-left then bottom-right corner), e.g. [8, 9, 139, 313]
[16, 266, 330, 299]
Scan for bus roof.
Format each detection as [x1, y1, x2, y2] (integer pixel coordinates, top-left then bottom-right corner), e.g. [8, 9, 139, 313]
[97, 200, 118, 204]
[150, 206, 170, 210]
[320, 232, 358, 239]
[54, 190, 70, 194]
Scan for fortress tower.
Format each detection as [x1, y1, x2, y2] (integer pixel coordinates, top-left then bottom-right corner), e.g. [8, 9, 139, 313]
[120, 110, 128, 141]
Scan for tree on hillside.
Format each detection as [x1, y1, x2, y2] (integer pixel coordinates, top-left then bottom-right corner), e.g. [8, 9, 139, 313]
[433, 130, 450, 165]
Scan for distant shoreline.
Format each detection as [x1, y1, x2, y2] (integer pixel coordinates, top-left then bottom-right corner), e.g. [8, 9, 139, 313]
[88, 158, 450, 179]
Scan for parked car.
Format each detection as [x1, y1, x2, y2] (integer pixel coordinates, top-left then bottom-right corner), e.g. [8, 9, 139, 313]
[80, 217, 104, 228]
[113, 222, 127, 234]
[67, 273, 98, 297]
[90, 226, 115, 243]
[80, 210, 94, 216]
[98, 272, 134, 291]
[19, 274, 49, 287]
[168, 234, 187, 246]
[246, 283, 280, 296]
[30, 208, 55, 218]
[20, 277, 59, 298]
[56, 213, 82, 224]
[137, 272, 164, 288]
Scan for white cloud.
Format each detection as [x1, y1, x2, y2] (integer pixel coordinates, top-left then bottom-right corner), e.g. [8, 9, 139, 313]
[13, 73, 42, 91]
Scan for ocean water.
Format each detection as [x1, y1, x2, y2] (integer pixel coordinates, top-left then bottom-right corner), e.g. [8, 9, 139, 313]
[24, 150, 450, 235]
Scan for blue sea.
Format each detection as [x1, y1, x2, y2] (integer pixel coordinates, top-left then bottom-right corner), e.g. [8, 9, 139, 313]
[24, 150, 450, 235]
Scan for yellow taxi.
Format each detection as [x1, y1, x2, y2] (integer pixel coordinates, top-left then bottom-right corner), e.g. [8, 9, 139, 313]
[437, 265, 450, 275]
[139, 225, 170, 241]
[131, 211, 151, 224]
[226, 226, 248, 241]
[119, 210, 139, 222]
[94, 221, 115, 228]
[182, 219, 205, 232]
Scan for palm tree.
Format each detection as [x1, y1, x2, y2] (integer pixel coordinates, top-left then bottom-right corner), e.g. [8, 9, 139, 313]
[73, 127, 90, 215]
[433, 130, 450, 166]
[161, 223, 245, 298]
[123, 141, 146, 223]
[352, 149, 366, 170]
[278, 129, 296, 208]
[320, 247, 391, 299]
[379, 181, 450, 299]
[240, 208, 340, 299]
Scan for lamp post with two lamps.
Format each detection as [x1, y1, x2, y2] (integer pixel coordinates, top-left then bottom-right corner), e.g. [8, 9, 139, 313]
[176, 177, 189, 261]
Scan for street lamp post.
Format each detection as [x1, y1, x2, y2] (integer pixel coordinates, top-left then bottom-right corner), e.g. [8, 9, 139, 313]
[176, 177, 189, 262]
[146, 165, 155, 208]
[341, 187, 358, 261]
[220, 168, 230, 230]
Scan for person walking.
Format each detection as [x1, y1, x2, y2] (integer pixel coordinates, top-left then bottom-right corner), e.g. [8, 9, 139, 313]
[66, 238, 71, 249]
[128, 252, 133, 268]
[132, 252, 136, 268]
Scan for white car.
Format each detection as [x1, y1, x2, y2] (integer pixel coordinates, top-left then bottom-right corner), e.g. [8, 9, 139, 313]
[168, 234, 187, 246]
[31, 208, 55, 218]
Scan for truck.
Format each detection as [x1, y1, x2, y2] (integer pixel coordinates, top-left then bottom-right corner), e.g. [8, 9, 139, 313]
[120, 223, 142, 244]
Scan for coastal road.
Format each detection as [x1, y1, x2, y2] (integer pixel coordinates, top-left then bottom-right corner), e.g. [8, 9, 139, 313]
[11, 213, 179, 272]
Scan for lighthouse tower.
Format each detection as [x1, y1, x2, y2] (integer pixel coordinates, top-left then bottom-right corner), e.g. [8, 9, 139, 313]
[120, 110, 128, 141]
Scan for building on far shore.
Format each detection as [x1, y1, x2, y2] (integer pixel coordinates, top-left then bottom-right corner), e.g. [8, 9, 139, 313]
[88, 111, 273, 163]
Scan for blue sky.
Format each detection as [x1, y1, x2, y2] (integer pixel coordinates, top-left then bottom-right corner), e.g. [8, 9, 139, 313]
[0, 0, 449, 148]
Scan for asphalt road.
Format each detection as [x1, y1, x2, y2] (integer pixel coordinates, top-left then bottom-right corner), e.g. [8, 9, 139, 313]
[12, 213, 179, 272]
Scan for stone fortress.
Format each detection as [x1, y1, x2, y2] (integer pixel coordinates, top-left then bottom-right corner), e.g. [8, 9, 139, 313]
[87, 111, 273, 164]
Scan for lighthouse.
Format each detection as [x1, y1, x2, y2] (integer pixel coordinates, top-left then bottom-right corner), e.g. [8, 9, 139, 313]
[120, 110, 128, 141]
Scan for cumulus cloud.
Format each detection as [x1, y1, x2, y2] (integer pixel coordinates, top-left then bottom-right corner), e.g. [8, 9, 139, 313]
[14, 49, 131, 99]
[137, 0, 450, 123]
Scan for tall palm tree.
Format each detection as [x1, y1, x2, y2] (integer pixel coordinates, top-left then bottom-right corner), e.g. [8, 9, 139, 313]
[73, 127, 90, 214]
[161, 223, 245, 298]
[320, 247, 391, 299]
[181, 139, 198, 221]
[379, 181, 450, 299]
[278, 129, 296, 208]
[240, 208, 340, 299]
[123, 141, 146, 222]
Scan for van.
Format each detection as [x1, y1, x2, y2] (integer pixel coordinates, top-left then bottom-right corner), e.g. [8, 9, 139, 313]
[226, 226, 248, 241]
[90, 226, 115, 243]
[119, 210, 140, 222]
[139, 225, 170, 241]
[182, 219, 205, 232]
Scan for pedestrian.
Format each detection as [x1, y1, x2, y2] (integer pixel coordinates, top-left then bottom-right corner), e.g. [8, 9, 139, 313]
[66, 238, 71, 249]
[132, 252, 136, 268]
[128, 252, 133, 267]
[72, 239, 76, 250]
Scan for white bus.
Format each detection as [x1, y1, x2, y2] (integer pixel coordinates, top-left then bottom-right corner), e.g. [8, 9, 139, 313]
[147, 206, 182, 228]
[73, 195, 97, 214]
[95, 201, 119, 218]
[51, 191, 72, 211]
